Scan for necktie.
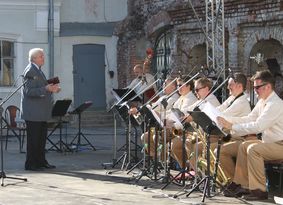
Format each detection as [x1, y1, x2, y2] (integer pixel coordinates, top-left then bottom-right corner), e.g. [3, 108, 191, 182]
[39, 69, 46, 80]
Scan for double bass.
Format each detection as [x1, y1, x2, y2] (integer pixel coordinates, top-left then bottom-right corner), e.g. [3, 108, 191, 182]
[142, 48, 158, 103]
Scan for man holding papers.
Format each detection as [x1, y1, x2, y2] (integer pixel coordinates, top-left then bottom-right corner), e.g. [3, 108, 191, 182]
[217, 70, 283, 201]
[215, 73, 252, 182]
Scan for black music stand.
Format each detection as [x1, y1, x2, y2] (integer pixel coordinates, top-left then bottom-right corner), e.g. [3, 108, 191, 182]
[133, 105, 164, 182]
[105, 89, 141, 171]
[184, 110, 223, 202]
[113, 88, 141, 103]
[69, 101, 95, 151]
[47, 99, 72, 152]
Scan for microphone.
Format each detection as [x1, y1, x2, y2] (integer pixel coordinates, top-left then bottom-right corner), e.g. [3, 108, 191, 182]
[21, 75, 37, 80]
[250, 52, 264, 64]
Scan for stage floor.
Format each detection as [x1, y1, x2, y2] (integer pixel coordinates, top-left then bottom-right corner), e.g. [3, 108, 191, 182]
[0, 126, 280, 205]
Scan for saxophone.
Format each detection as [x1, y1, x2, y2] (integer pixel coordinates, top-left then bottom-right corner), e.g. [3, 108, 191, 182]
[190, 124, 230, 186]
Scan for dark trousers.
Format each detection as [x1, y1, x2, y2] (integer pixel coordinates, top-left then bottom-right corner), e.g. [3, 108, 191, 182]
[25, 121, 48, 168]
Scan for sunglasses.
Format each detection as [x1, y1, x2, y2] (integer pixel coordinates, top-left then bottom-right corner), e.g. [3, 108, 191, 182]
[254, 83, 267, 90]
[195, 87, 205, 92]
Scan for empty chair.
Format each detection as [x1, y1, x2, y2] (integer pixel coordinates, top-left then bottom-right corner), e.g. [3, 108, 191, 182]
[4, 105, 26, 152]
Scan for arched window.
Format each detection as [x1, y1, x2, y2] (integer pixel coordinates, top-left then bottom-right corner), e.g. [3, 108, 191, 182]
[153, 29, 173, 81]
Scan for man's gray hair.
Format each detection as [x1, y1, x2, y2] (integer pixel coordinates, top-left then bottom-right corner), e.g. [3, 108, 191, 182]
[28, 48, 44, 62]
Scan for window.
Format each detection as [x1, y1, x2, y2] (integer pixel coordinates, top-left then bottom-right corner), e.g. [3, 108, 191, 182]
[153, 29, 173, 81]
[0, 40, 15, 86]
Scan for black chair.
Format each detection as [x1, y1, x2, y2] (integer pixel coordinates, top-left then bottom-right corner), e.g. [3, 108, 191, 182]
[4, 105, 26, 152]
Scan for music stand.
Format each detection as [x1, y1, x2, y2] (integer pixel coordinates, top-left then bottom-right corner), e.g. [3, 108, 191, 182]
[184, 110, 223, 202]
[113, 88, 141, 103]
[47, 99, 72, 152]
[105, 89, 141, 171]
[69, 101, 95, 151]
[133, 105, 164, 182]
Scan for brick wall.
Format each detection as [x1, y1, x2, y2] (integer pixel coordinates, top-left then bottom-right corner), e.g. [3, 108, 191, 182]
[116, 0, 283, 87]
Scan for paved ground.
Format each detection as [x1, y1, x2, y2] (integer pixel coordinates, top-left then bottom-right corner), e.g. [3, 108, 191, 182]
[0, 126, 281, 205]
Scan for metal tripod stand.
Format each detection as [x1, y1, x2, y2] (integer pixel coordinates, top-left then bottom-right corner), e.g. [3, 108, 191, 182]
[107, 113, 138, 174]
[69, 101, 96, 151]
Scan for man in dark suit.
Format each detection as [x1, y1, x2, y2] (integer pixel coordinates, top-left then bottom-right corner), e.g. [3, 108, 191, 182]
[20, 48, 61, 171]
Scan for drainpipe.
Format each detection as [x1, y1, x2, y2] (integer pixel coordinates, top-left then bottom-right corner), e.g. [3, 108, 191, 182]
[48, 0, 54, 78]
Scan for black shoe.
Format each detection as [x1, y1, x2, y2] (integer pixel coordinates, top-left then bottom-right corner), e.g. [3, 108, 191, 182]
[42, 163, 56, 169]
[224, 186, 250, 197]
[224, 182, 240, 192]
[242, 189, 268, 201]
[25, 166, 44, 171]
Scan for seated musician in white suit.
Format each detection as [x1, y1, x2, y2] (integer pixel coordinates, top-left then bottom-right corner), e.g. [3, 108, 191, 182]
[171, 77, 220, 169]
[218, 70, 283, 200]
[127, 64, 155, 98]
[215, 72, 253, 183]
[138, 77, 179, 157]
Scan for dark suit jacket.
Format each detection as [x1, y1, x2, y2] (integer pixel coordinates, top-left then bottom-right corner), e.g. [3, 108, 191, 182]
[20, 63, 53, 121]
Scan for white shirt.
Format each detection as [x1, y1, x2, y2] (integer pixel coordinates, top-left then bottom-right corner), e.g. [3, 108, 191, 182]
[186, 93, 220, 112]
[127, 73, 155, 94]
[217, 94, 251, 117]
[152, 93, 179, 113]
[227, 91, 283, 143]
[173, 91, 198, 113]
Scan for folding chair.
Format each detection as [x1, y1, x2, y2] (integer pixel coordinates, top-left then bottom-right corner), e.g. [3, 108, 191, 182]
[4, 105, 26, 152]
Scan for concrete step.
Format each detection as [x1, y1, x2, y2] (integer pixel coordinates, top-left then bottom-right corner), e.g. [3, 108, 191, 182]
[71, 110, 115, 128]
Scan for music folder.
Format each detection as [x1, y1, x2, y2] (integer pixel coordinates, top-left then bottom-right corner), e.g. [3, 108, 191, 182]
[47, 76, 60, 84]
[112, 88, 141, 102]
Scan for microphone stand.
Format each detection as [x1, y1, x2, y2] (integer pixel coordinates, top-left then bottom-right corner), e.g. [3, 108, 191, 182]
[0, 79, 28, 186]
[194, 75, 230, 110]
[109, 80, 143, 111]
[128, 78, 159, 103]
[144, 77, 178, 108]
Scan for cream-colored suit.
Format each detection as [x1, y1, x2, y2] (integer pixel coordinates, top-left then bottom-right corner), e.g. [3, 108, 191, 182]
[227, 92, 283, 191]
[216, 94, 251, 180]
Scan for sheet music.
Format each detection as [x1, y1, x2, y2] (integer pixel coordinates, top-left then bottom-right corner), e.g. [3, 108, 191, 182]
[168, 108, 184, 129]
[199, 101, 224, 129]
[146, 105, 164, 128]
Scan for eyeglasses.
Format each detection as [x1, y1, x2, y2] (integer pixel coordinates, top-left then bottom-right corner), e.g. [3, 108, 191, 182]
[195, 87, 205, 92]
[254, 83, 267, 90]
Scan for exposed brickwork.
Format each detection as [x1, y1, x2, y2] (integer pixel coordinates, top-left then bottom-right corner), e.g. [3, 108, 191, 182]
[115, 0, 283, 87]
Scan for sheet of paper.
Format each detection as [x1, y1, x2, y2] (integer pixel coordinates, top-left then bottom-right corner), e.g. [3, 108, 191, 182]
[274, 196, 283, 205]
[199, 101, 224, 129]
[146, 105, 164, 128]
[168, 108, 184, 129]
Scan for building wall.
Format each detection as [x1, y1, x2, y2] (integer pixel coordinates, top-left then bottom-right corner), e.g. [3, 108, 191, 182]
[116, 0, 283, 88]
[59, 0, 127, 109]
[58, 35, 118, 108]
[0, 0, 61, 109]
[0, 0, 127, 110]
[60, 0, 127, 23]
